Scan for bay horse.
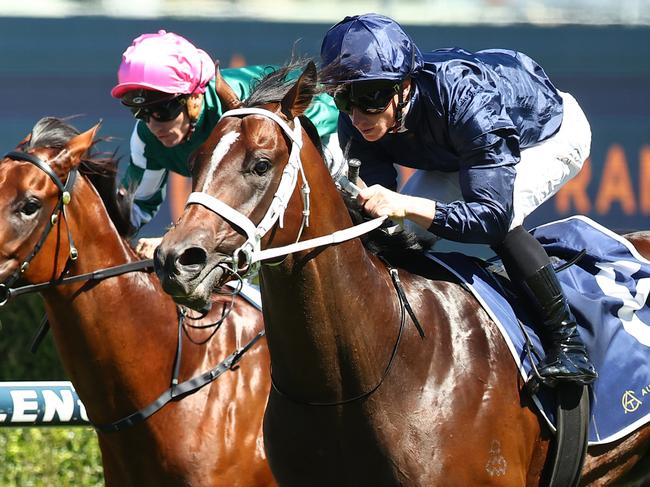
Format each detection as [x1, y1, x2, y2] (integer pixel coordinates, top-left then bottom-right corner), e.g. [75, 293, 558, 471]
[154, 62, 650, 486]
[0, 117, 275, 487]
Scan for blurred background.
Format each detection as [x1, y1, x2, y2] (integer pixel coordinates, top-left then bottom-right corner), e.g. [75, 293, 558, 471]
[1, 0, 649, 237]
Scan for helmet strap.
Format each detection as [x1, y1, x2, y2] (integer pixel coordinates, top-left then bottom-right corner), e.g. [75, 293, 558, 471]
[390, 84, 408, 134]
[185, 117, 197, 142]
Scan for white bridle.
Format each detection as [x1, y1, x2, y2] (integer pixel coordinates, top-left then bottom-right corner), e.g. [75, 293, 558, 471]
[185, 107, 386, 277]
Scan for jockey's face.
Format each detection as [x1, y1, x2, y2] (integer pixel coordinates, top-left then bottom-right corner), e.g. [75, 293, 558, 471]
[346, 80, 411, 142]
[350, 103, 396, 142]
[146, 109, 191, 147]
[123, 91, 202, 148]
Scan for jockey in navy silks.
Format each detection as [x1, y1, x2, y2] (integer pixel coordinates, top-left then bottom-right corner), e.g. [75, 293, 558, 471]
[320, 13, 597, 386]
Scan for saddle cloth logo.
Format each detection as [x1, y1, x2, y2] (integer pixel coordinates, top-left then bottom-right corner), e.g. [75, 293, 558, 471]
[428, 215, 650, 445]
[594, 259, 650, 346]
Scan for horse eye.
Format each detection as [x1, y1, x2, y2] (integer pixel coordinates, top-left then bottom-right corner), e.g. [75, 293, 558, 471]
[253, 159, 271, 176]
[20, 198, 42, 217]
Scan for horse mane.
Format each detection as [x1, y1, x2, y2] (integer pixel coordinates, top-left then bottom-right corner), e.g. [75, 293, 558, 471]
[242, 62, 426, 262]
[318, 56, 365, 93]
[244, 59, 315, 108]
[25, 117, 136, 237]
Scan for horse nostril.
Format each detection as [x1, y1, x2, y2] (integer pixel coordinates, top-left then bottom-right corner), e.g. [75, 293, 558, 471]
[177, 246, 207, 268]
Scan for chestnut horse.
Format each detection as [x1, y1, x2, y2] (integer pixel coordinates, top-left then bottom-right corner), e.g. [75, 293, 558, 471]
[155, 62, 650, 486]
[0, 118, 274, 487]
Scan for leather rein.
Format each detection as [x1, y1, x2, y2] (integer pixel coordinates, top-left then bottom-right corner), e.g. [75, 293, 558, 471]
[1, 150, 264, 432]
[187, 107, 424, 406]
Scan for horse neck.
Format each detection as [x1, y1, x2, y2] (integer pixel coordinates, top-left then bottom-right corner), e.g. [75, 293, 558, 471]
[39, 176, 178, 418]
[64, 177, 135, 272]
[259, 152, 402, 401]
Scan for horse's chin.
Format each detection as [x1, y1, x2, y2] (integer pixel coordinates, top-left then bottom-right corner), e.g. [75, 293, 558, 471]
[163, 262, 228, 312]
[171, 294, 210, 312]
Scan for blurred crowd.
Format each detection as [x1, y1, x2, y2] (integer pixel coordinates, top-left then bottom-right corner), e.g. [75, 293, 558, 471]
[2, 0, 650, 25]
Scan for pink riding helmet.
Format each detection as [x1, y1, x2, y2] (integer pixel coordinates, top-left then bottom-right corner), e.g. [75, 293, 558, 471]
[111, 30, 215, 98]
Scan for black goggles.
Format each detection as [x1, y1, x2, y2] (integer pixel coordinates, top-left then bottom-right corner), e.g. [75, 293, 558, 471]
[334, 81, 401, 115]
[127, 96, 188, 122]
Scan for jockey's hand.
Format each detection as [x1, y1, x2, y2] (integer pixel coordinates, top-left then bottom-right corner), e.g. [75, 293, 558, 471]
[357, 185, 438, 229]
[357, 185, 407, 220]
[135, 237, 162, 260]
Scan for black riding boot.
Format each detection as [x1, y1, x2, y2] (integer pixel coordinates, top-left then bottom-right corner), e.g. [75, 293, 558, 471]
[520, 264, 598, 385]
[493, 226, 597, 386]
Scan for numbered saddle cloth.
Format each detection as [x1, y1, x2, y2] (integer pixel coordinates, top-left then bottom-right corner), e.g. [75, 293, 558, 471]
[427, 215, 650, 445]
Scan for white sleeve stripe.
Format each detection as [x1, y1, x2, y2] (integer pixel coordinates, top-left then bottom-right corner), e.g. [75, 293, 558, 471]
[130, 203, 153, 229]
[134, 169, 167, 200]
[129, 125, 148, 169]
[128, 124, 167, 200]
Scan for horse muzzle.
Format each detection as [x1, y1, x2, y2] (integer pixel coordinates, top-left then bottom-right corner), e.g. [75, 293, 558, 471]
[154, 242, 229, 309]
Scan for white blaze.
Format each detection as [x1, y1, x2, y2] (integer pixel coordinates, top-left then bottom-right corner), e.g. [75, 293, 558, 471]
[202, 131, 240, 192]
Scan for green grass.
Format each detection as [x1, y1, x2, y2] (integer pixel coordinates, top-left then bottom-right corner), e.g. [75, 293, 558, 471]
[0, 427, 103, 486]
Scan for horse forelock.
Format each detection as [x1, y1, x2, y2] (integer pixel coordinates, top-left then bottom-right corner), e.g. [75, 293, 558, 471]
[233, 61, 423, 259]
[244, 59, 316, 108]
[21, 116, 134, 237]
[25, 116, 114, 177]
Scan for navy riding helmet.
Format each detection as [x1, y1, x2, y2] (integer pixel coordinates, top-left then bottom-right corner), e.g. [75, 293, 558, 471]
[320, 13, 423, 85]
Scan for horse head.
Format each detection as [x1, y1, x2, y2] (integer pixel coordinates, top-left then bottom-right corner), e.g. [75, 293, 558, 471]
[156, 61, 343, 309]
[0, 120, 100, 300]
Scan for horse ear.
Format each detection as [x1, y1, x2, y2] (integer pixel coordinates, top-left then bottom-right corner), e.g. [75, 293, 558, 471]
[66, 123, 100, 163]
[280, 61, 317, 119]
[215, 60, 242, 111]
[16, 132, 31, 149]
[54, 123, 101, 175]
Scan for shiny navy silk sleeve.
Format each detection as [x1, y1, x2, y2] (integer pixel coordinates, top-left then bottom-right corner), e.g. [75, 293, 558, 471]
[333, 48, 564, 245]
[337, 114, 399, 190]
[429, 132, 517, 244]
[429, 65, 520, 244]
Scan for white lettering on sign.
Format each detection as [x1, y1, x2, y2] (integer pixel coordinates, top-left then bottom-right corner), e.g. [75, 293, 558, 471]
[42, 389, 75, 422]
[10, 390, 39, 422]
[595, 260, 650, 346]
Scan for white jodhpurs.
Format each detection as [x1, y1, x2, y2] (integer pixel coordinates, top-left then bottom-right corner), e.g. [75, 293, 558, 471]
[322, 132, 348, 181]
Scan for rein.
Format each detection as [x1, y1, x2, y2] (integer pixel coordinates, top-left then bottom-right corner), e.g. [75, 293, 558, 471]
[94, 306, 265, 433]
[271, 265, 424, 406]
[1, 259, 154, 304]
[1, 148, 265, 432]
[188, 107, 423, 406]
[185, 107, 387, 276]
